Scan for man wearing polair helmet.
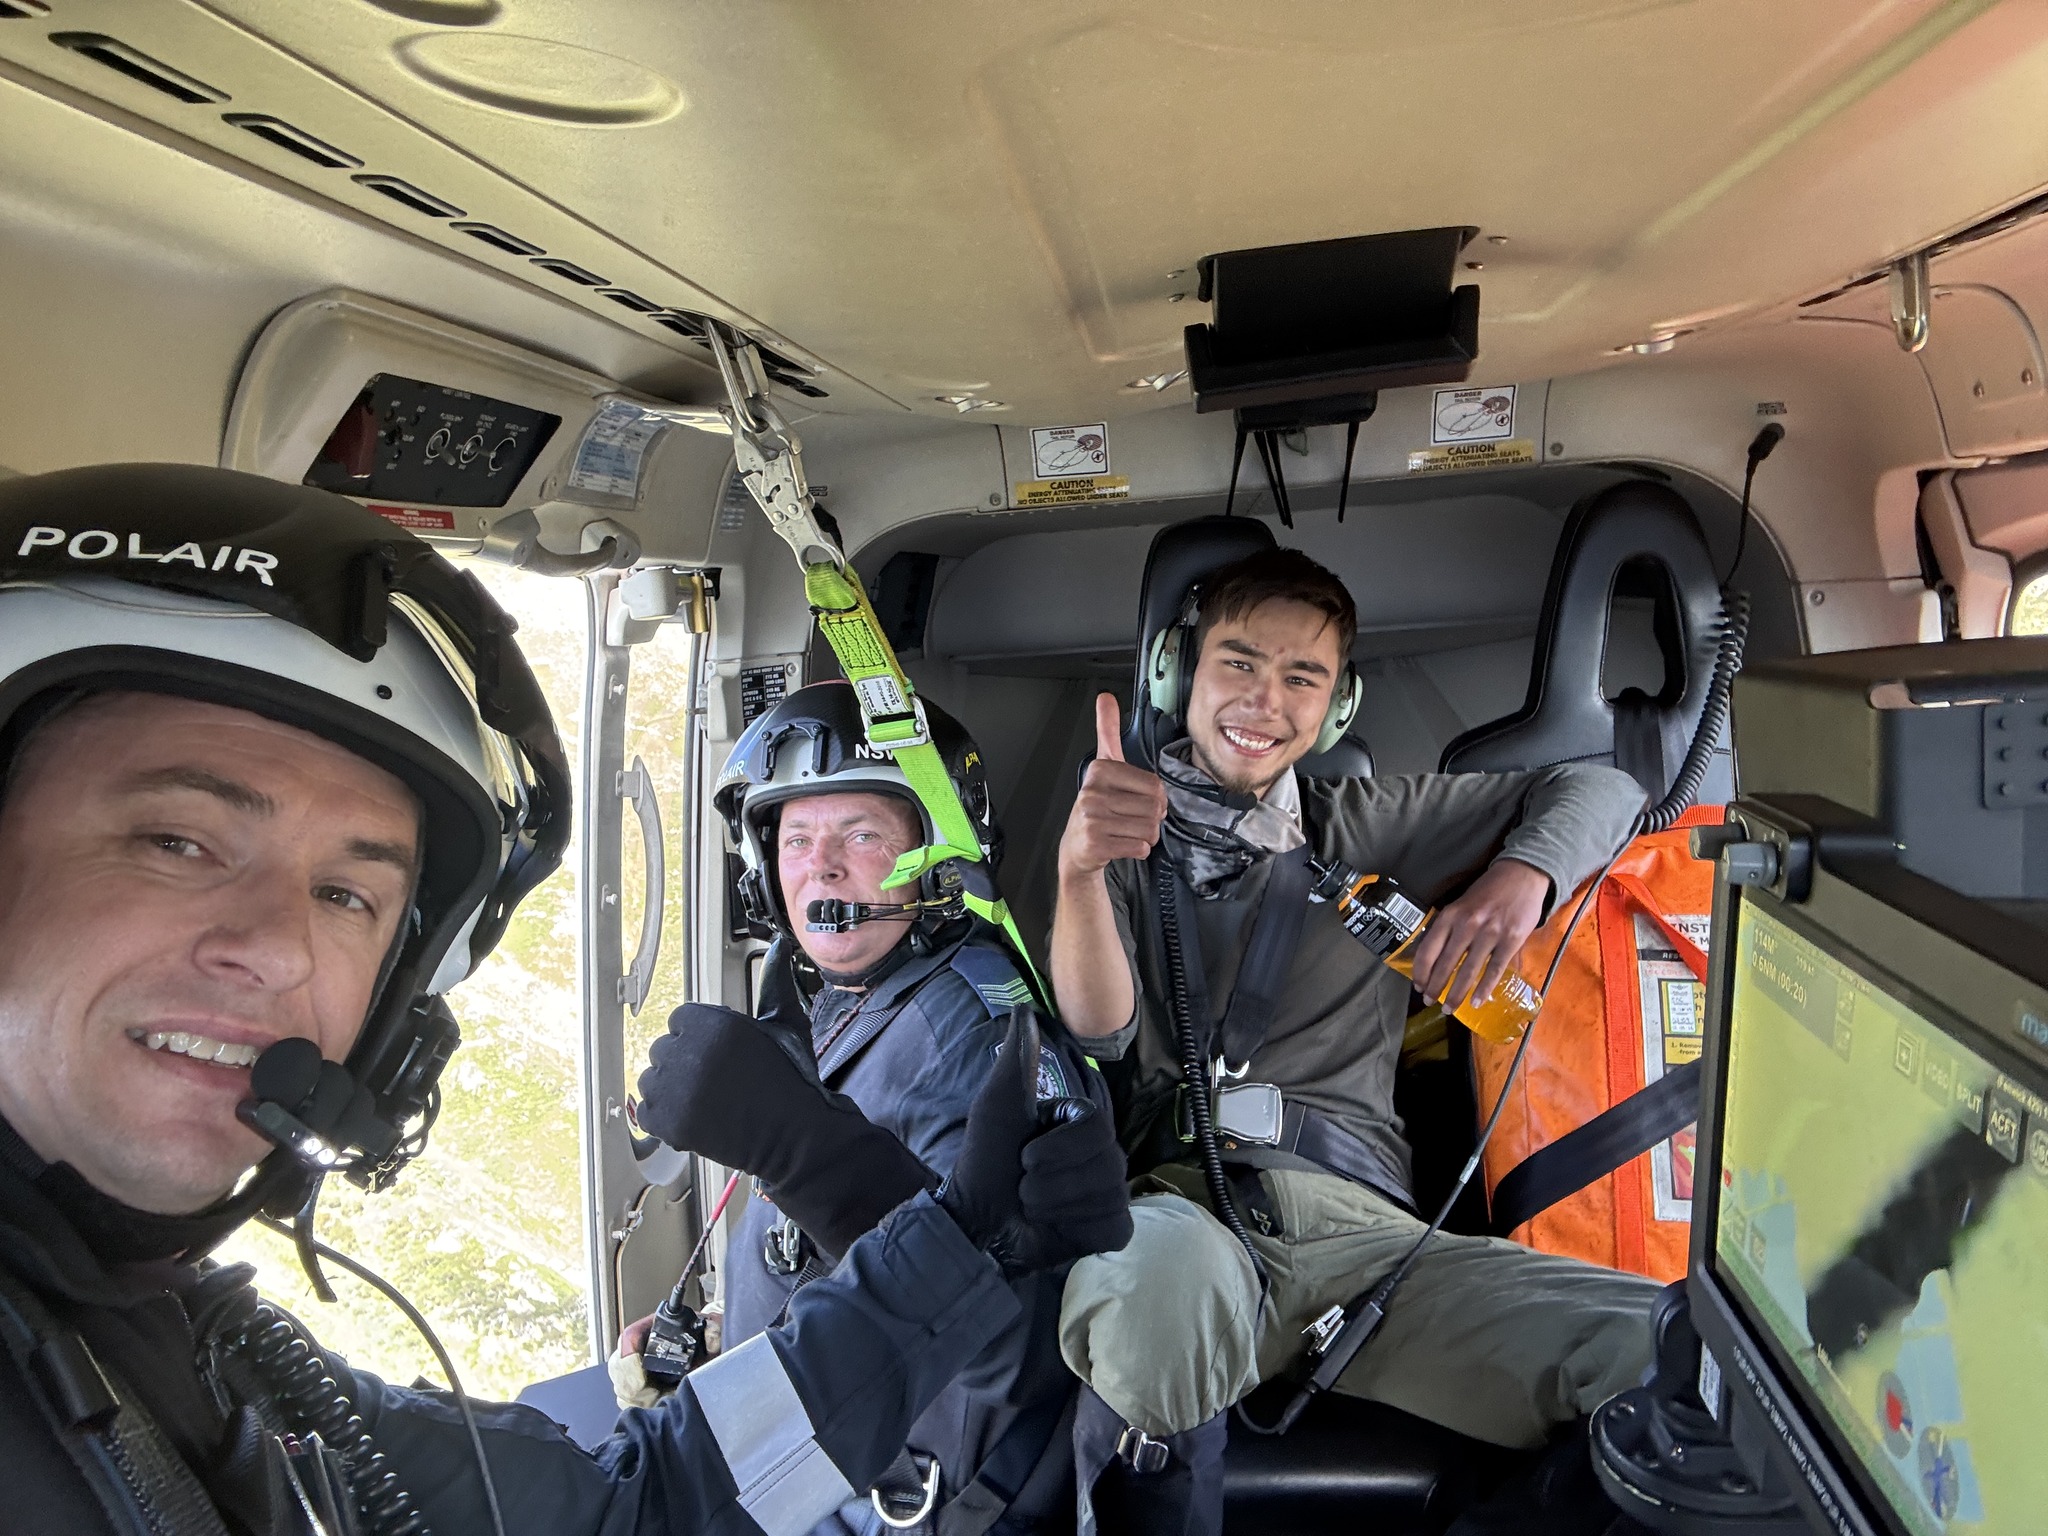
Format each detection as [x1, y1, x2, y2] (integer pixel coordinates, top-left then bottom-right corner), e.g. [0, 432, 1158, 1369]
[0, 464, 1131, 1536]
[627, 682, 1106, 1535]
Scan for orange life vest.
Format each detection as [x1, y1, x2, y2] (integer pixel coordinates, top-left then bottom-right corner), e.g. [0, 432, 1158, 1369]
[1473, 805, 1720, 1280]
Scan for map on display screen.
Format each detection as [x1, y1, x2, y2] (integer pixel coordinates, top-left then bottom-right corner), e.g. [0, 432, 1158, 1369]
[1716, 902, 2048, 1536]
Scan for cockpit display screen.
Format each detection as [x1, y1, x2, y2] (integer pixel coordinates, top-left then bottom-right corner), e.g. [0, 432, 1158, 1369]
[1715, 901, 2048, 1535]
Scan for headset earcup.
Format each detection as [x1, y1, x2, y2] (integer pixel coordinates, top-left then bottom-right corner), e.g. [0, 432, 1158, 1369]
[1146, 626, 1181, 718]
[1313, 668, 1363, 755]
[740, 865, 774, 931]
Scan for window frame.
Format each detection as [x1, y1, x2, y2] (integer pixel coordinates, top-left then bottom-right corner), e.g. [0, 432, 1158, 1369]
[2005, 552, 2048, 635]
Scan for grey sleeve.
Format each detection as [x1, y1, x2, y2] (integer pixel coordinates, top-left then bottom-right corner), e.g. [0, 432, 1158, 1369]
[1495, 763, 1646, 910]
[1317, 764, 1644, 916]
[1079, 859, 1143, 1062]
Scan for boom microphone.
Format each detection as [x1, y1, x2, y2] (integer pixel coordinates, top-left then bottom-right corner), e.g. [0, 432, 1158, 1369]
[240, 1036, 400, 1170]
[805, 897, 926, 932]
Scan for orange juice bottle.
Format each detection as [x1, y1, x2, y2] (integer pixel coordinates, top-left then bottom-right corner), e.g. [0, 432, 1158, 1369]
[1307, 858, 1541, 1044]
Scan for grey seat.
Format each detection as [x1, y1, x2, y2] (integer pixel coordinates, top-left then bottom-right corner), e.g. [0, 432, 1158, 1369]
[1439, 480, 1732, 803]
[1296, 732, 1374, 780]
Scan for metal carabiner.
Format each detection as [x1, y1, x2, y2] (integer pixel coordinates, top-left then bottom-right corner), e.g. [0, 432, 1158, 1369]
[708, 324, 841, 569]
[870, 1455, 942, 1530]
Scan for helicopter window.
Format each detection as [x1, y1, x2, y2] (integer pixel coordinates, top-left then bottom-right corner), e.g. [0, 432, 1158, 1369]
[2008, 560, 2048, 635]
[214, 562, 592, 1399]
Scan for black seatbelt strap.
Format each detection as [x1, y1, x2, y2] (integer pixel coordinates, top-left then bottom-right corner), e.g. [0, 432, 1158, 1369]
[938, 1392, 1074, 1536]
[1611, 689, 1668, 800]
[0, 1263, 232, 1536]
[1166, 845, 1313, 1071]
[1486, 1059, 1702, 1237]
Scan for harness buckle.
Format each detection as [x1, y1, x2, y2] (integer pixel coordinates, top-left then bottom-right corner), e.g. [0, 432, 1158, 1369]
[1115, 1425, 1171, 1475]
[1213, 1081, 1284, 1147]
[870, 1454, 942, 1529]
[864, 692, 932, 752]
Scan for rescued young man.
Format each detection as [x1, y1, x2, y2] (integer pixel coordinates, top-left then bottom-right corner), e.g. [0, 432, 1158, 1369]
[0, 463, 1131, 1536]
[628, 680, 1103, 1534]
[1050, 545, 1660, 1535]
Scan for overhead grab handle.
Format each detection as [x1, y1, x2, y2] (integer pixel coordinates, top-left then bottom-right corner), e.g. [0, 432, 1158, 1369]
[480, 508, 640, 578]
[1890, 249, 1931, 353]
[617, 756, 663, 1014]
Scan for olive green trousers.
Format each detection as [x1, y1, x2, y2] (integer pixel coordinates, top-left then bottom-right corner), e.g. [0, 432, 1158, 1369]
[1059, 1167, 1660, 1448]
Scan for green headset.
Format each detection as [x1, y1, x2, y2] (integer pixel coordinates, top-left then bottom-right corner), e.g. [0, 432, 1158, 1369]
[1144, 589, 1363, 756]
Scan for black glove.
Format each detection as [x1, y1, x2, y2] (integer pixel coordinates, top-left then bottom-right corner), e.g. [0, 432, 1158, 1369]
[938, 1009, 1134, 1276]
[636, 1002, 935, 1259]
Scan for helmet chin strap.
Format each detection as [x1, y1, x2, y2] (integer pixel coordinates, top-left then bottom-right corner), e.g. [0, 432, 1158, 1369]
[809, 927, 924, 990]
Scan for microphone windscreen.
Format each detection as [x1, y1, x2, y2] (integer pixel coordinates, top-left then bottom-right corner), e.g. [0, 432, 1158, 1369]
[249, 1036, 323, 1112]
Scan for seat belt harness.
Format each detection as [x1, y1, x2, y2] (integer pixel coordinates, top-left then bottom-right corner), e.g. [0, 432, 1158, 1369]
[709, 326, 1045, 1000]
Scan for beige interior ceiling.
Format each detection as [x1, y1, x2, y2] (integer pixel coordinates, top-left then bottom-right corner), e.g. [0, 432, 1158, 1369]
[10, 0, 2048, 426]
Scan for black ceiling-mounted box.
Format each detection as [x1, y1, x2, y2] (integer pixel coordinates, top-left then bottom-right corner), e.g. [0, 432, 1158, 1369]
[1183, 227, 1481, 417]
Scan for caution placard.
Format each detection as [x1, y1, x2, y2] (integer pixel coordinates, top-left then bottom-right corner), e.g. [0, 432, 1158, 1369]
[1406, 439, 1537, 475]
[1012, 475, 1130, 507]
[370, 505, 458, 532]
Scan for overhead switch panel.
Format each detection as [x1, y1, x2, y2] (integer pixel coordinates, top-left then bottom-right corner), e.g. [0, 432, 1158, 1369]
[304, 373, 559, 509]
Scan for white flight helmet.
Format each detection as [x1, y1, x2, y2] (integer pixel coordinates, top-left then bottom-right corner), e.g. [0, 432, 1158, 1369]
[0, 463, 570, 1198]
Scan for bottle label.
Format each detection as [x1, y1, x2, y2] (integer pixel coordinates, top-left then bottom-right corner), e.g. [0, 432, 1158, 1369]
[1340, 885, 1426, 958]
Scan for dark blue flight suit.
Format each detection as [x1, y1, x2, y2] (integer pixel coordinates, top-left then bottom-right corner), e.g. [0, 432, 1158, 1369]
[1, 1112, 1020, 1536]
[726, 923, 1090, 1535]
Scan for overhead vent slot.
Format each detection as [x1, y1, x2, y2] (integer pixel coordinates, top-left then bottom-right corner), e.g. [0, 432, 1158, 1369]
[766, 367, 828, 399]
[532, 257, 607, 287]
[223, 114, 360, 170]
[452, 221, 543, 257]
[51, 33, 229, 104]
[352, 174, 464, 219]
[600, 288, 661, 314]
[757, 346, 827, 398]
[0, 2, 54, 19]
[653, 310, 708, 339]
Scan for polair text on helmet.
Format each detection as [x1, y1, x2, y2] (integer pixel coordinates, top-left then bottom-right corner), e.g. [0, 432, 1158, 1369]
[16, 526, 279, 586]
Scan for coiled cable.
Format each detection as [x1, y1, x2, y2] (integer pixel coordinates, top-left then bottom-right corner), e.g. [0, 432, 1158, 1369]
[1640, 588, 1750, 834]
[1152, 852, 1267, 1286]
[216, 1286, 430, 1536]
[229, 1215, 510, 1536]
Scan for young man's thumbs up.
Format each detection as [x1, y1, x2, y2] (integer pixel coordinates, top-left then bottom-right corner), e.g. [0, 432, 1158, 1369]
[1052, 693, 1170, 1037]
[1062, 692, 1167, 880]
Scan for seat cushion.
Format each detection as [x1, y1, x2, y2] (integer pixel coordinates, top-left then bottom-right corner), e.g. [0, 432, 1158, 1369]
[1224, 1383, 1517, 1535]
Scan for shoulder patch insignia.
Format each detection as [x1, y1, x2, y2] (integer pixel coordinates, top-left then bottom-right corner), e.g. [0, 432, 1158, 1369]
[1035, 1045, 1071, 1102]
[989, 1039, 1070, 1101]
[949, 943, 1036, 1016]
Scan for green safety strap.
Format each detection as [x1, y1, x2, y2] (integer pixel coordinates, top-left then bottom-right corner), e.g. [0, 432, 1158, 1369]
[802, 559, 1049, 1002]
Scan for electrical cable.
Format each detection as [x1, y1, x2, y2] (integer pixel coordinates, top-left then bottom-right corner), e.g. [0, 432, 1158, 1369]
[1153, 854, 1268, 1287]
[256, 1213, 508, 1536]
[677, 1171, 743, 1299]
[1235, 836, 1624, 1437]
[1638, 588, 1747, 834]
[218, 1286, 429, 1536]
[1721, 422, 1783, 589]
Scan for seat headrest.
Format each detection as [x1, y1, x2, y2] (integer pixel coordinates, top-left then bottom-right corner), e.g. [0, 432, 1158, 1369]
[1439, 480, 1731, 802]
[1125, 516, 1278, 762]
[1297, 733, 1374, 780]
